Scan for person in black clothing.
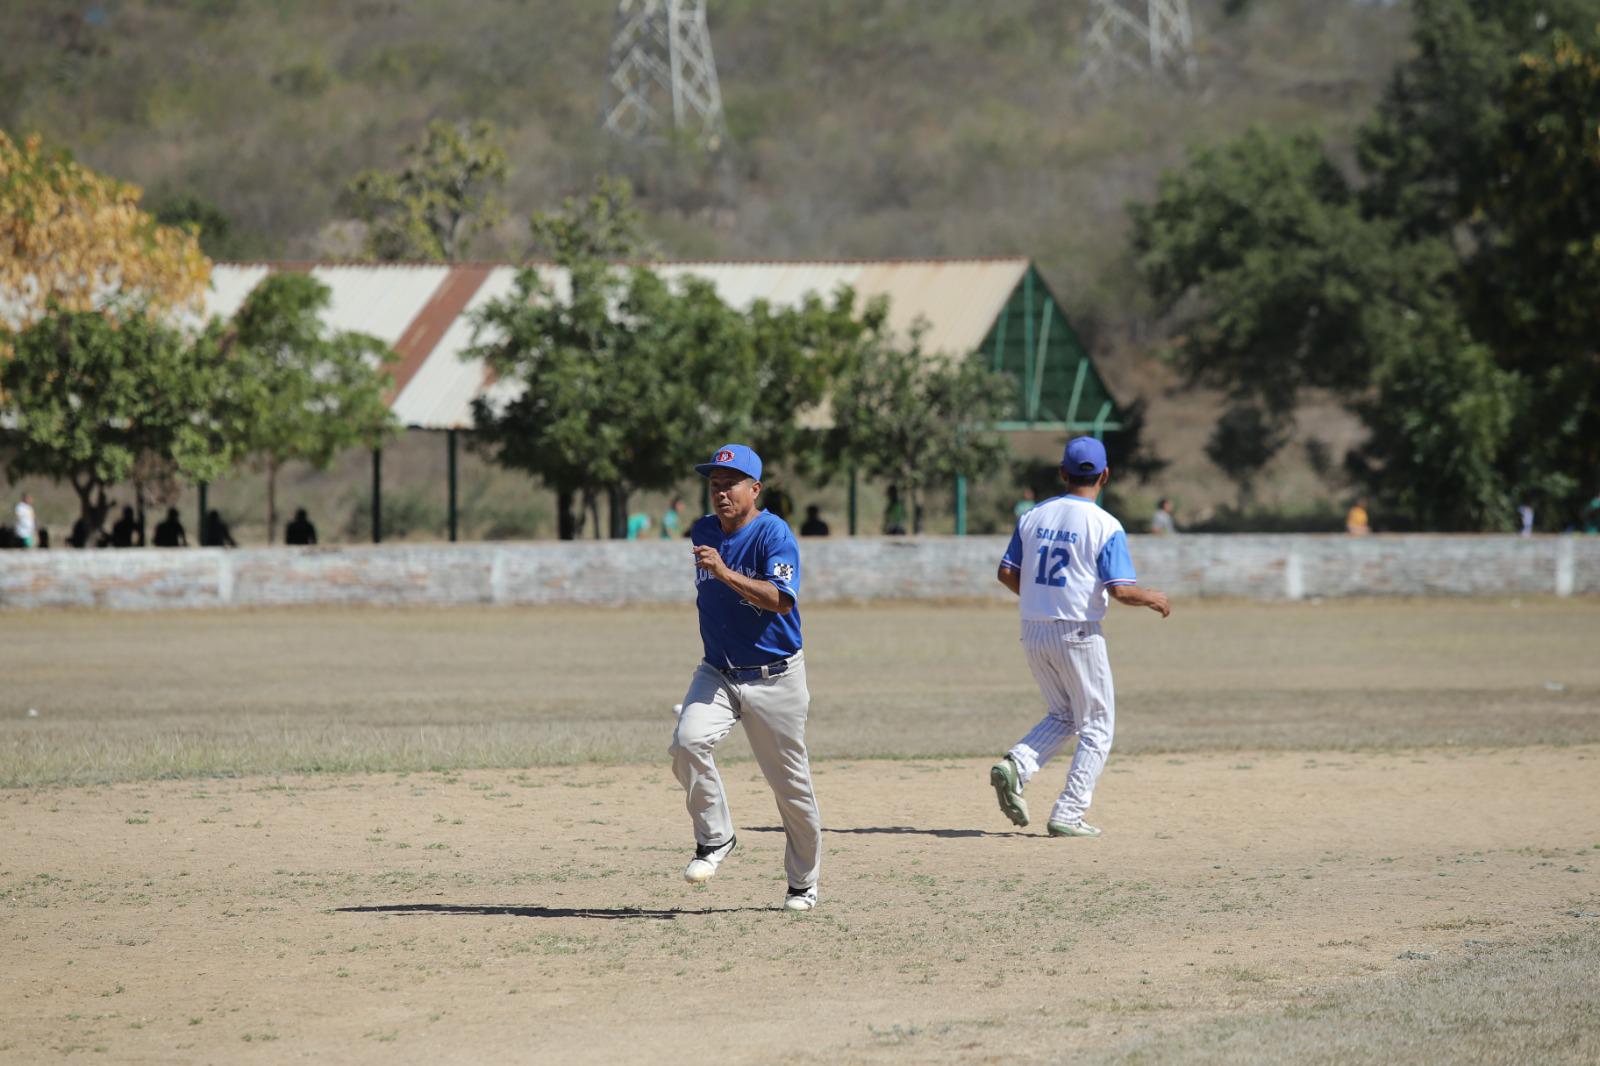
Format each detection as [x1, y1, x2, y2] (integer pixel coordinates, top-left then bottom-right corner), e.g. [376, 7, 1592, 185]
[152, 508, 187, 547]
[110, 506, 142, 548]
[285, 508, 317, 545]
[202, 510, 237, 548]
[800, 505, 830, 537]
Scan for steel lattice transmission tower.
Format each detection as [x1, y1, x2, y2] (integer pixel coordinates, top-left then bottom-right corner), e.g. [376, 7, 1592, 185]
[603, 0, 726, 151]
[1082, 0, 1197, 88]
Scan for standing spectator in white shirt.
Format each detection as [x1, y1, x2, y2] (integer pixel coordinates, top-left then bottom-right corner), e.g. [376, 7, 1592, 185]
[14, 493, 37, 548]
[1150, 497, 1177, 535]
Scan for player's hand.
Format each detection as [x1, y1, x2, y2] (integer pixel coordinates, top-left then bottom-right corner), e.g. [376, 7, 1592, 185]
[692, 545, 728, 579]
[1147, 591, 1171, 618]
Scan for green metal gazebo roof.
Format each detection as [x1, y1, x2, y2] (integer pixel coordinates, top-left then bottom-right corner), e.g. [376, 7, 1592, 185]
[982, 265, 1121, 435]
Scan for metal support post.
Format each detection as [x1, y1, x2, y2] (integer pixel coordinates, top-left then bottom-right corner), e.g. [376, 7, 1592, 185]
[371, 448, 383, 544]
[848, 467, 858, 536]
[447, 429, 459, 543]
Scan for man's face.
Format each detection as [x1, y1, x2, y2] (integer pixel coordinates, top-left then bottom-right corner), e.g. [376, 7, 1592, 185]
[707, 469, 759, 521]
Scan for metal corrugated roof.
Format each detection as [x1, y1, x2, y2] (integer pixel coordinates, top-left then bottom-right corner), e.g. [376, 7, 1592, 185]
[390, 267, 522, 429]
[207, 259, 1030, 430]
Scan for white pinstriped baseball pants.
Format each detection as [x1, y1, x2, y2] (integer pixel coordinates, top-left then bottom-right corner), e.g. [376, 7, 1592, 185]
[1007, 620, 1115, 826]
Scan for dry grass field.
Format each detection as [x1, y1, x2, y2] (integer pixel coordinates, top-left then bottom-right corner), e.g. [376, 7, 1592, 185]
[3, 599, 1598, 1063]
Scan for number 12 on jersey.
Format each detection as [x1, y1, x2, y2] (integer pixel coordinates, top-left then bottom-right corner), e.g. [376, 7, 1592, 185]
[1034, 545, 1069, 587]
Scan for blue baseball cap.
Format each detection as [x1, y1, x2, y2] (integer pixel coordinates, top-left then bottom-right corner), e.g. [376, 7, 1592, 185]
[1062, 436, 1107, 477]
[694, 443, 763, 481]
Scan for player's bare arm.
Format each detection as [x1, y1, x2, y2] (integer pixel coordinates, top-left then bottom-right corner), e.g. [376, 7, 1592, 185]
[997, 563, 1022, 596]
[694, 545, 793, 614]
[1109, 583, 1171, 618]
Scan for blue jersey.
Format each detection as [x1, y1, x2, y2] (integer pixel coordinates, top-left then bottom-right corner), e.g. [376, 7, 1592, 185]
[691, 511, 803, 667]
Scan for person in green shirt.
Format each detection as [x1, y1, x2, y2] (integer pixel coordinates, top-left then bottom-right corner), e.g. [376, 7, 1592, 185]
[1582, 491, 1600, 534]
[661, 496, 684, 539]
[626, 512, 652, 539]
[883, 484, 908, 535]
[1013, 488, 1036, 520]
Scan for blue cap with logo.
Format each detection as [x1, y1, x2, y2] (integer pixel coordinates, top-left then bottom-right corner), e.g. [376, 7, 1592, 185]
[694, 443, 763, 481]
[1062, 436, 1108, 477]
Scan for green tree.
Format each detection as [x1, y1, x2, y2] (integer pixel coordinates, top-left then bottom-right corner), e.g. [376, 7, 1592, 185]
[469, 257, 753, 540]
[151, 192, 252, 260]
[1131, 2, 1600, 530]
[1467, 26, 1600, 514]
[1, 304, 236, 536]
[472, 176, 871, 538]
[526, 176, 648, 262]
[1131, 129, 1403, 409]
[740, 288, 885, 482]
[344, 119, 509, 261]
[1346, 302, 1515, 530]
[1358, 0, 1597, 238]
[1204, 404, 1290, 507]
[230, 273, 398, 544]
[827, 319, 1012, 533]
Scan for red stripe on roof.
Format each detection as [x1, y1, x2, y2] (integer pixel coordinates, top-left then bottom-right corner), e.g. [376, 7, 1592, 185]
[386, 265, 493, 402]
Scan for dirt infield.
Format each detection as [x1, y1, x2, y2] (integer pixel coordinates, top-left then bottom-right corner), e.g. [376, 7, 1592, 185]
[3, 748, 1597, 1064]
[2, 599, 1598, 1062]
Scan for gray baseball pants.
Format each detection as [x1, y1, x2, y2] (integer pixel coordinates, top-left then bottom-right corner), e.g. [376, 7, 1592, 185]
[669, 655, 821, 891]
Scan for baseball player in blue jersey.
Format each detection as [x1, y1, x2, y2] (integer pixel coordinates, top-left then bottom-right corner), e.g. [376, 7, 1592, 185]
[669, 444, 822, 912]
[990, 437, 1171, 838]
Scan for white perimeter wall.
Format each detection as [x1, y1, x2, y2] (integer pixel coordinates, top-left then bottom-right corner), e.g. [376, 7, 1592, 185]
[2, 535, 1597, 610]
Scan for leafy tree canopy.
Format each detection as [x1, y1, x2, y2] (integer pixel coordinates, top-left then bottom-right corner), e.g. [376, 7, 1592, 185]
[344, 119, 509, 262]
[826, 320, 1013, 533]
[1131, 0, 1600, 530]
[0, 131, 209, 334]
[0, 304, 235, 533]
[472, 177, 991, 538]
[230, 272, 399, 542]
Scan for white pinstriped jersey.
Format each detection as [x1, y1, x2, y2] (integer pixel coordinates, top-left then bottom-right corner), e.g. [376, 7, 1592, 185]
[1001, 495, 1136, 623]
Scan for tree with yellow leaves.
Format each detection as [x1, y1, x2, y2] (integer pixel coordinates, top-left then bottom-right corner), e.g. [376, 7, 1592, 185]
[0, 131, 210, 333]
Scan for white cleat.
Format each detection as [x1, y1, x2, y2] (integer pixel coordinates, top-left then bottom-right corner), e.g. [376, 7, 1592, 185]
[783, 886, 818, 912]
[683, 835, 736, 884]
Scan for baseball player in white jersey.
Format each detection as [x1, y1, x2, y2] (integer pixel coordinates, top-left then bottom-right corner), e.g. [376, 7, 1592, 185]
[990, 437, 1170, 837]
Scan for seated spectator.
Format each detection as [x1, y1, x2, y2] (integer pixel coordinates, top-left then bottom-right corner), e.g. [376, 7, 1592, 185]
[110, 506, 142, 548]
[152, 508, 187, 547]
[285, 508, 318, 546]
[800, 505, 830, 537]
[764, 486, 794, 525]
[202, 510, 237, 548]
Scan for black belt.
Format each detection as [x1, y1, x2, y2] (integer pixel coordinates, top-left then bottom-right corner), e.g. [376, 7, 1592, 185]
[714, 654, 798, 683]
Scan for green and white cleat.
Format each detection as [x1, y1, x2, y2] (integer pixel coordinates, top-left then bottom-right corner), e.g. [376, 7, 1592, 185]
[989, 757, 1029, 827]
[1045, 820, 1102, 838]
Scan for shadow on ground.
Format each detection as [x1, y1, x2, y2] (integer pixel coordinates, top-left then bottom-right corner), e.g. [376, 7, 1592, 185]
[746, 824, 1030, 839]
[336, 903, 765, 920]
